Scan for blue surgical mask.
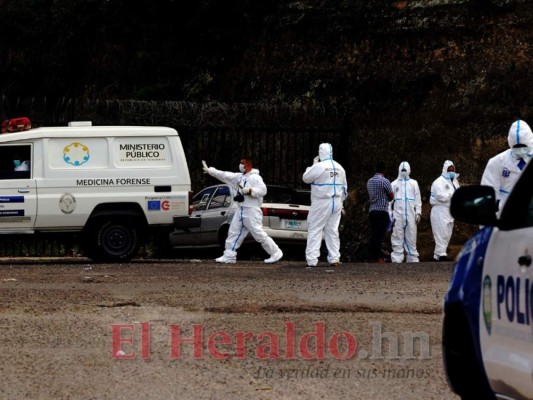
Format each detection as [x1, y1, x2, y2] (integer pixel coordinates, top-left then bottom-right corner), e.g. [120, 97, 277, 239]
[448, 172, 456, 179]
[239, 163, 245, 173]
[13, 160, 21, 167]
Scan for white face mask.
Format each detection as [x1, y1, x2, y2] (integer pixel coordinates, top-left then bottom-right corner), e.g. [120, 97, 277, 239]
[512, 147, 530, 159]
[239, 163, 245, 173]
[400, 171, 408, 179]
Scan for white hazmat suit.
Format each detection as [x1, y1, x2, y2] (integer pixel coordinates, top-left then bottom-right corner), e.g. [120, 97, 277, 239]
[390, 162, 422, 263]
[430, 160, 460, 261]
[205, 165, 283, 264]
[14, 160, 30, 171]
[481, 119, 533, 216]
[302, 143, 347, 267]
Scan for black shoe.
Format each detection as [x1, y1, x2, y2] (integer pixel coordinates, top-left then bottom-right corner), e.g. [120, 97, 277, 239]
[438, 256, 452, 262]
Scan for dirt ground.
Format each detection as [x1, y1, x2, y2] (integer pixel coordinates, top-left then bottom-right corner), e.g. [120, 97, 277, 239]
[0, 257, 460, 400]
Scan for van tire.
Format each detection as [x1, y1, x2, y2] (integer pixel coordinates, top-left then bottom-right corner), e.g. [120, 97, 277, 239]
[87, 219, 140, 262]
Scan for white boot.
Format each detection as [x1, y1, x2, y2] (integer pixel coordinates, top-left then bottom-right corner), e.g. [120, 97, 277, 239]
[264, 250, 283, 264]
[215, 256, 236, 264]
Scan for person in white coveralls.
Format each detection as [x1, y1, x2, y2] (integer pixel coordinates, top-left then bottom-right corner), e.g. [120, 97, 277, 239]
[389, 161, 422, 263]
[430, 160, 460, 262]
[481, 119, 533, 216]
[202, 157, 283, 264]
[302, 143, 347, 267]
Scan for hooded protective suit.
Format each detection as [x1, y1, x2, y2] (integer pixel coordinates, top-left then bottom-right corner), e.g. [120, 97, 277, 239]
[430, 160, 460, 261]
[302, 143, 347, 266]
[206, 166, 282, 263]
[390, 162, 422, 263]
[14, 160, 30, 171]
[481, 119, 533, 216]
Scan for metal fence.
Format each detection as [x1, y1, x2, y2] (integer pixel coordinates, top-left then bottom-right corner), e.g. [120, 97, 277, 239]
[182, 127, 348, 192]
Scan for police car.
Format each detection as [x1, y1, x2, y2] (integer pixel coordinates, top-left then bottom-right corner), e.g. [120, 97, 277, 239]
[443, 160, 533, 399]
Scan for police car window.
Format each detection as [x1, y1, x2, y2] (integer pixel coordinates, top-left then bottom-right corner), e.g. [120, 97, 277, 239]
[209, 186, 231, 210]
[527, 195, 533, 227]
[500, 163, 533, 229]
[0, 144, 31, 180]
[192, 187, 216, 211]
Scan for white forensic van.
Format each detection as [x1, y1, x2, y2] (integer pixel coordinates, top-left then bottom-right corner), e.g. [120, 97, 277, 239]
[0, 117, 193, 262]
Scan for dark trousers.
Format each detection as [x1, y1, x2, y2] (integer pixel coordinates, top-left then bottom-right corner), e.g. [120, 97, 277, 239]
[369, 211, 389, 260]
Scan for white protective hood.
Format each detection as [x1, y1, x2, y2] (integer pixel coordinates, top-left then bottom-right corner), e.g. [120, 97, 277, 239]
[441, 160, 454, 177]
[507, 119, 533, 148]
[397, 161, 411, 179]
[318, 143, 333, 161]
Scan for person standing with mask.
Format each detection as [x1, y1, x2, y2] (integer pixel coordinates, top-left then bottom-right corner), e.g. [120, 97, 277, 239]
[389, 161, 422, 263]
[481, 119, 533, 216]
[430, 160, 460, 262]
[367, 162, 394, 264]
[302, 143, 347, 267]
[202, 157, 283, 264]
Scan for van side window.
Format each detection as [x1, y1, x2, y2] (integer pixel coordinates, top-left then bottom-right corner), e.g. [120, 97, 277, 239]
[0, 144, 32, 179]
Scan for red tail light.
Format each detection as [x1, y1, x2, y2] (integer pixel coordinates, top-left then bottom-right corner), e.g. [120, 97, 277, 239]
[261, 207, 308, 220]
[188, 191, 194, 215]
[1, 117, 32, 133]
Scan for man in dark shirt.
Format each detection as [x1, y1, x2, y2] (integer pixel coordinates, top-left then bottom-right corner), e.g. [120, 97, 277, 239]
[367, 162, 394, 263]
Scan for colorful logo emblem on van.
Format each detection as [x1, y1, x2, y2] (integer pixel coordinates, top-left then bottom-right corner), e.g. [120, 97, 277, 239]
[64, 142, 90, 166]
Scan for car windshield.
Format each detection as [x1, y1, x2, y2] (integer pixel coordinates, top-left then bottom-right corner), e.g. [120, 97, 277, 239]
[264, 186, 311, 206]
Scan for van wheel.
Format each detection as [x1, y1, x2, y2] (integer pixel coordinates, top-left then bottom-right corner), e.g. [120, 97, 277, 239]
[88, 219, 140, 262]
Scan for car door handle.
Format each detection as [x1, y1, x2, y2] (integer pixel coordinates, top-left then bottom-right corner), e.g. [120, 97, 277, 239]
[518, 254, 532, 267]
[18, 189, 30, 193]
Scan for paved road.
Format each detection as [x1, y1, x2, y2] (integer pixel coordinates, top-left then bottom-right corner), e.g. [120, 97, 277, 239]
[0, 259, 459, 400]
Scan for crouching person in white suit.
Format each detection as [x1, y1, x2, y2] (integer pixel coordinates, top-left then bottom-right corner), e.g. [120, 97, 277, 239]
[202, 157, 283, 264]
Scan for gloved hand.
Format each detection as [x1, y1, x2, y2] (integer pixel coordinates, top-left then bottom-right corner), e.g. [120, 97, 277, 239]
[242, 187, 252, 195]
[202, 160, 209, 174]
[415, 213, 421, 224]
[313, 156, 320, 165]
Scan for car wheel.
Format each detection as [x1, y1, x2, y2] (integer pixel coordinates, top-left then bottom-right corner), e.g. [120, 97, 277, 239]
[443, 308, 495, 400]
[87, 219, 140, 262]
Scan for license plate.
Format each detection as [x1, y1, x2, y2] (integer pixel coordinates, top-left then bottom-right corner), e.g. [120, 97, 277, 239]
[284, 219, 303, 230]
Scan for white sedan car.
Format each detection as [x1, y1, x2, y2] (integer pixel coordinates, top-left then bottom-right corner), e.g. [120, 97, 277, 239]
[443, 159, 533, 400]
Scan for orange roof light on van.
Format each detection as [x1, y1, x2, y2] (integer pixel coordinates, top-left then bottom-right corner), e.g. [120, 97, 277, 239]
[1, 117, 32, 133]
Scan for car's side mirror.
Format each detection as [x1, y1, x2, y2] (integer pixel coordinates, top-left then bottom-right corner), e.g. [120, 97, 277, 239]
[450, 186, 498, 226]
